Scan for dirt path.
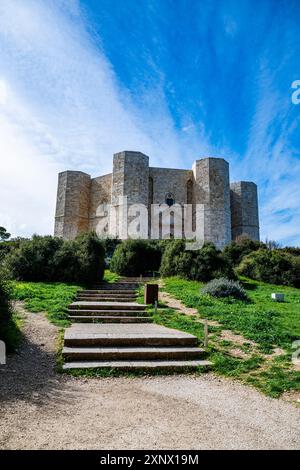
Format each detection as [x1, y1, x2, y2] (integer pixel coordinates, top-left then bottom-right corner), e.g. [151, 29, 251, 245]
[0, 305, 300, 450]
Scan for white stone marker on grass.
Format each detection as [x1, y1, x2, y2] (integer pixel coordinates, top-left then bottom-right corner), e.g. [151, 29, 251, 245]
[271, 293, 285, 302]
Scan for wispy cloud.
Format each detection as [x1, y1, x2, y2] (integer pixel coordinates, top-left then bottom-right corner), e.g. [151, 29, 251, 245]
[0, 0, 299, 245]
[0, 0, 210, 237]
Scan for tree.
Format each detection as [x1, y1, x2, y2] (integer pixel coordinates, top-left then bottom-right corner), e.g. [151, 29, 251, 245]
[0, 227, 10, 242]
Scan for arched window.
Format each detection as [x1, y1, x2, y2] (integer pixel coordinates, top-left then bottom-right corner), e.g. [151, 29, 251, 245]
[165, 192, 175, 207]
[187, 179, 193, 204]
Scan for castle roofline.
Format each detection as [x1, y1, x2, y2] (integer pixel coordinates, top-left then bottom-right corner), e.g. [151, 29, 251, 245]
[194, 156, 229, 164]
[149, 166, 191, 172]
[231, 180, 257, 186]
[58, 169, 91, 177]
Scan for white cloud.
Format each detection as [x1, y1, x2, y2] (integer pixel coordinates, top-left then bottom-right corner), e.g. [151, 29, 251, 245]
[0, 0, 298, 246]
[0, 79, 8, 105]
[0, 0, 209, 237]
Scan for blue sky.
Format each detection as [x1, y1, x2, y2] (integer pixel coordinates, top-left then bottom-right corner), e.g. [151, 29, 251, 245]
[0, 0, 299, 245]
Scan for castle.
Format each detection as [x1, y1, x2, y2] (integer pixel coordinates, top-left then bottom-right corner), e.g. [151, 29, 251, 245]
[54, 151, 259, 249]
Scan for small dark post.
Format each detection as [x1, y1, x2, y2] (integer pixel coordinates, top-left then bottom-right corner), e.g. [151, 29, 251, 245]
[144, 284, 159, 305]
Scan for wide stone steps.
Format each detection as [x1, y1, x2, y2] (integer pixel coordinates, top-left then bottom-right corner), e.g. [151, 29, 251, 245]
[78, 290, 137, 295]
[91, 283, 140, 290]
[64, 324, 199, 348]
[63, 346, 205, 361]
[68, 299, 149, 324]
[77, 294, 137, 302]
[75, 297, 137, 302]
[62, 281, 212, 371]
[63, 360, 211, 371]
[69, 316, 153, 323]
[67, 309, 150, 317]
[69, 302, 147, 311]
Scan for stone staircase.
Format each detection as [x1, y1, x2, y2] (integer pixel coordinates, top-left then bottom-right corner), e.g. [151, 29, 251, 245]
[62, 279, 211, 371]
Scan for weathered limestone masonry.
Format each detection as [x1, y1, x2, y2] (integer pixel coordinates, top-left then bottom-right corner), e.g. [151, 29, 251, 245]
[54, 150, 260, 249]
[230, 181, 260, 241]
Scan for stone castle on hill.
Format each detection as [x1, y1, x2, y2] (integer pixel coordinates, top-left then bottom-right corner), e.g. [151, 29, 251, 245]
[54, 151, 259, 249]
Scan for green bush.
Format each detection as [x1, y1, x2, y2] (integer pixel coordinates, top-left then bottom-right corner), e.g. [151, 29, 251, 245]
[0, 238, 28, 263]
[223, 236, 264, 266]
[201, 277, 248, 300]
[110, 239, 163, 276]
[237, 249, 300, 287]
[5, 235, 63, 281]
[54, 233, 105, 284]
[160, 240, 193, 278]
[191, 243, 236, 281]
[160, 240, 235, 281]
[0, 272, 20, 352]
[5, 233, 105, 285]
[281, 246, 300, 257]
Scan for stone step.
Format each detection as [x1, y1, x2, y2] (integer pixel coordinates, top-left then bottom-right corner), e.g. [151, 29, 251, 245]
[76, 297, 137, 302]
[67, 309, 150, 317]
[63, 346, 205, 361]
[63, 359, 212, 371]
[64, 324, 199, 348]
[69, 316, 153, 323]
[77, 294, 137, 302]
[69, 301, 147, 311]
[92, 282, 140, 289]
[77, 292, 137, 295]
[78, 292, 137, 295]
[77, 290, 137, 293]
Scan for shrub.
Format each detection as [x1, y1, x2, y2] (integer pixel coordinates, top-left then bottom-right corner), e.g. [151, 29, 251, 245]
[201, 278, 248, 300]
[54, 232, 105, 284]
[100, 238, 121, 263]
[160, 240, 193, 278]
[191, 243, 236, 281]
[160, 240, 235, 281]
[5, 233, 105, 285]
[0, 238, 28, 263]
[5, 235, 63, 281]
[0, 226, 10, 241]
[281, 246, 300, 257]
[223, 236, 264, 266]
[110, 239, 163, 276]
[0, 272, 19, 352]
[237, 249, 300, 287]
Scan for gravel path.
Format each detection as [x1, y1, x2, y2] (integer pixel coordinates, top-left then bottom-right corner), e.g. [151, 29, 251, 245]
[0, 305, 300, 450]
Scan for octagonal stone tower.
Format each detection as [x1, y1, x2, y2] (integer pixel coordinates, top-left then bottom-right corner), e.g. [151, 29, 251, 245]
[230, 181, 260, 241]
[54, 170, 91, 239]
[111, 151, 149, 206]
[54, 150, 260, 248]
[192, 158, 232, 248]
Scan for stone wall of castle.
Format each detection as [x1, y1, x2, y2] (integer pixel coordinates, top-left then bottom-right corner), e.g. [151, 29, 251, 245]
[192, 158, 232, 248]
[230, 181, 260, 241]
[54, 151, 260, 248]
[54, 170, 90, 239]
[89, 173, 112, 234]
[149, 167, 192, 205]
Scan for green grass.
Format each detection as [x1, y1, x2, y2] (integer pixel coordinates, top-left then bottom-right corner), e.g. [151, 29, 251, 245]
[103, 269, 121, 283]
[212, 353, 264, 377]
[159, 276, 300, 397]
[246, 359, 300, 398]
[162, 276, 300, 353]
[9, 275, 300, 397]
[65, 365, 210, 378]
[11, 281, 81, 327]
[151, 302, 299, 397]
